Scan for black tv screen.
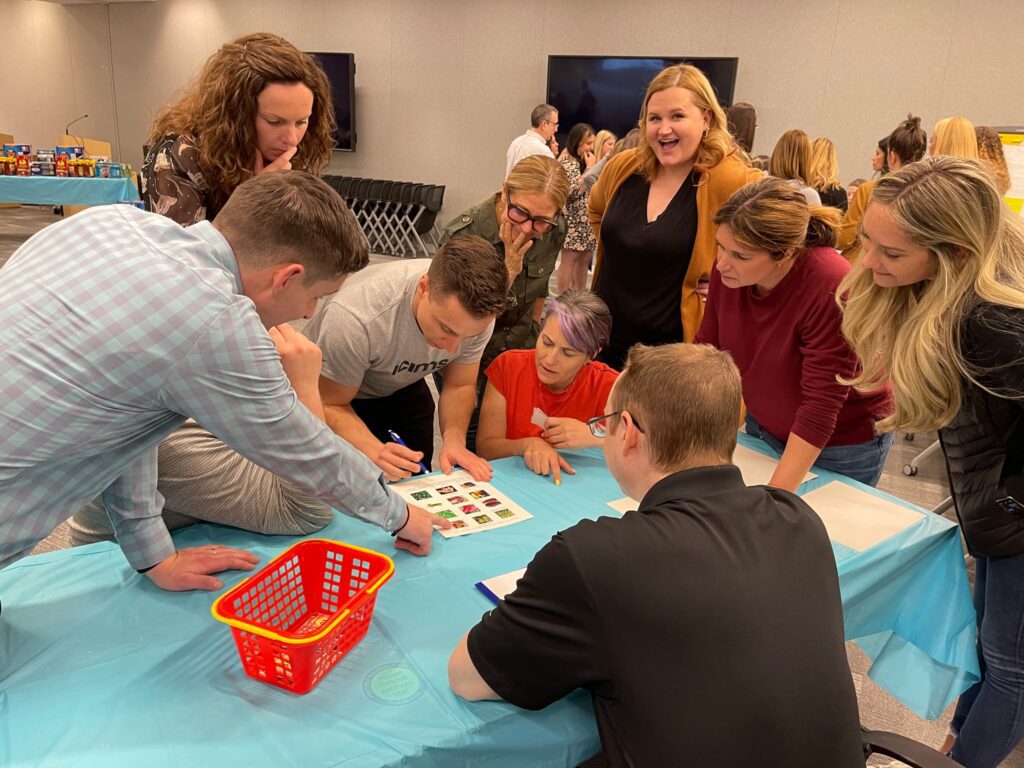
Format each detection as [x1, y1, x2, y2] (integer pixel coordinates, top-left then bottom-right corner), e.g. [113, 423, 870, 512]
[307, 51, 356, 152]
[546, 56, 738, 143]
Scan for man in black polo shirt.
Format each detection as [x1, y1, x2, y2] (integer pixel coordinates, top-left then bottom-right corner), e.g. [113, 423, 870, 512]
[448, 343, 864, 767]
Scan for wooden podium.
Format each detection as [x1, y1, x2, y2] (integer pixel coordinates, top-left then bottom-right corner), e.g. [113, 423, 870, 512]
[59, 133, 114, 217]
[0, 132, 14, 209]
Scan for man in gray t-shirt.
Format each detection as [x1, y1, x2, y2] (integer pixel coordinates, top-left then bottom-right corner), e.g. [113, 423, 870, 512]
[304, 236, 509, 481]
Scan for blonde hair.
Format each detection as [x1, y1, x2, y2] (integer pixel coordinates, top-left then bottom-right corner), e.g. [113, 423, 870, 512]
[635, 64, 733, 181]
[932, 116, 979, 159]
[769, 129, 814, 186]
[613, 343, 741, 468]
[715, 177, 840, 257]
[809, 137, 841, 190]
[505, 154, 570, 210]
[838, 156, 1024, 432]
[149, 33, 335, 214]
[593, 129, 617, 160]
[976, 126, 1011, 195]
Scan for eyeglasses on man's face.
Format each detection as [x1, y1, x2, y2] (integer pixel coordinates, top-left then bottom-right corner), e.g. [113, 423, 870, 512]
[587, 410, 645, 438]
[505, 192, 559, 234]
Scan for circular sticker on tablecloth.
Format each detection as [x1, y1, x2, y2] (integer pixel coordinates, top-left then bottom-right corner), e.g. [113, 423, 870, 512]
[362, 663, 425, 706]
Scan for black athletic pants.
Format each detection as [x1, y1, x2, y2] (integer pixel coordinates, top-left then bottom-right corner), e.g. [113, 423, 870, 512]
[351, 379, 436, 470]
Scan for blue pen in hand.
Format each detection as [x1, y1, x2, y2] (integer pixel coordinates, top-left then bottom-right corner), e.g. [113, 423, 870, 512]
[387, 429, 430, 475]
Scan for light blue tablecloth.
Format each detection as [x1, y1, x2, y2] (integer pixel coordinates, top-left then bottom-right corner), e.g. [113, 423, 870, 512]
[0, 435, 978, 766]
[0, 175, 140, 205]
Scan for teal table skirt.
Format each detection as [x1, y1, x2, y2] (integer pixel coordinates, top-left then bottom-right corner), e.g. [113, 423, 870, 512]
[0, 434, 978, 767]
[0, 175, 140, 205]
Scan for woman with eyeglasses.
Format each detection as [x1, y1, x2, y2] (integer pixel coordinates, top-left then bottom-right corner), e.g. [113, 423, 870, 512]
[476, 289, 617, 483]
[838, 155, 1024, 767]
[141, 32, 335, 226]
[588, 64, 762, 370]
[437, 154, 570, 447]
[695, 177, 893, 491]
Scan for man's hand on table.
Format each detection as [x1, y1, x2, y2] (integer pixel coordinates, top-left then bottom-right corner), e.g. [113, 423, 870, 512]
[394, 503, 452, 556]
[439, 437, 493, 481]
[145, 546, 260, 591]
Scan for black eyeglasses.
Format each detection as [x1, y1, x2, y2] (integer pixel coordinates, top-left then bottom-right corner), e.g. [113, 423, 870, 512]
[505, 192, 559, 234]
[587, 411, 645, 438]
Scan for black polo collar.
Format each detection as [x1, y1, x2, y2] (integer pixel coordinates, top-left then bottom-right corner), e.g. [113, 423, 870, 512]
[638, 464, 746, 509]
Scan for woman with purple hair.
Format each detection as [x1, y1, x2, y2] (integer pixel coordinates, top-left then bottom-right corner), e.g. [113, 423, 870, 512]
[476, 289, 618, 484]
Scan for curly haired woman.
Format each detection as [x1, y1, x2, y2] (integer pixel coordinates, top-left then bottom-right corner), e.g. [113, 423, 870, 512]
[141, 32, 336, 225]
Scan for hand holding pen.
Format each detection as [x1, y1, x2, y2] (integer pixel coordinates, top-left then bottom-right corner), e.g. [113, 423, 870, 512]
[374, 429, 430, 481]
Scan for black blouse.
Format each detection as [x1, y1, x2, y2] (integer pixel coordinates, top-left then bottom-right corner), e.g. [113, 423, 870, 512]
[818, 184, 849, 213]
[594, 171, 698, 369]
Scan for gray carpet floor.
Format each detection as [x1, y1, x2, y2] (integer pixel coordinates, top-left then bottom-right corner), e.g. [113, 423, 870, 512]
[3, 205, 1020, 766]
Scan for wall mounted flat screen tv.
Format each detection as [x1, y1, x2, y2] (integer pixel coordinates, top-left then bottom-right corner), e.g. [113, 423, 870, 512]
[307, 51, 356, 152]
[546, 56, 738, 143]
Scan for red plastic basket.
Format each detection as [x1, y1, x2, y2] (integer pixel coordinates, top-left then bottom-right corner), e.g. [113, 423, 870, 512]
[211, 538, 394, 694]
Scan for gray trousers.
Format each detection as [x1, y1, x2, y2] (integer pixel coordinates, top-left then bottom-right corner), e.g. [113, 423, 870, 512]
[68, 420, 334, 546]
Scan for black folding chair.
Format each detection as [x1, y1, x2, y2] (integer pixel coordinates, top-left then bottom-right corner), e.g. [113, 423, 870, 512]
[411, 184, 446, 257]
[860, 728, 962, 767]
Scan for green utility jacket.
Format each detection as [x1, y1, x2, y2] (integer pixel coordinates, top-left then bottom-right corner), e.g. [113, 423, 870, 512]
[439, 194, 567, 374]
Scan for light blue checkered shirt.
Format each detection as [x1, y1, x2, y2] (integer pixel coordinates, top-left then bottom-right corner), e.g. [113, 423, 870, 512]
[0, 205, 407, 571]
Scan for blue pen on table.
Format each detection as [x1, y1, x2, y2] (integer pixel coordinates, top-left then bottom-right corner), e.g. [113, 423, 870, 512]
[387, 429, 430, 475]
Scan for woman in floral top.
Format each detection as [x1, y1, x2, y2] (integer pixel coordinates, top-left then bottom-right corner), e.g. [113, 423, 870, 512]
[556, 123, 598, 292]
[141, 32, 336, 226]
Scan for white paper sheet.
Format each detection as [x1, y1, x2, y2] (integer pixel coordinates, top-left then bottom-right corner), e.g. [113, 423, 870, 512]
[530, 407, 549, 428]
[393, 469, 533, 537]
[476, 568, 527, 603]
[606, 497, 639, 514]
[800, 481, 924, 551]
[733, 443, 816, 487]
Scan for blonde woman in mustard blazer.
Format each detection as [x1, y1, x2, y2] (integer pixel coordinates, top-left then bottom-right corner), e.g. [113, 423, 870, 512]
[588, 64, 760, 368]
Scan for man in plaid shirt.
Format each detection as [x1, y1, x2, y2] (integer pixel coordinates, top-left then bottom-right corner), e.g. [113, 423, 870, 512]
[0, 172, 447, 593]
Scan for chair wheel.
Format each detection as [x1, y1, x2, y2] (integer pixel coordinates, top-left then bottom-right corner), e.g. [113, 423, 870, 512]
[903, 465, 918, 476]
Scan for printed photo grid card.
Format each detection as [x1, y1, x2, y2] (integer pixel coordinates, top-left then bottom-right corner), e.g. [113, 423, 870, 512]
[393, 469, 533, 538]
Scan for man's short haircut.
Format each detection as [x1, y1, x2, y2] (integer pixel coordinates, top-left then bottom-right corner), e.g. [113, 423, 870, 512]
[530, 103, 556, 128]
[427, 236, 508, 319]
[213, 171, 368, 282]
[613, 344, 741, 469]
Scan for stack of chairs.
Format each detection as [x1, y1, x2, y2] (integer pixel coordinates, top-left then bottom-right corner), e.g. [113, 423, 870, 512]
[324, 175, 446, 258]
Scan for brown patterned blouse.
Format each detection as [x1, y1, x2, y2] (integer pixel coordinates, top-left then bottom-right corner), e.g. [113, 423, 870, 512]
[140, 133, 212, 226]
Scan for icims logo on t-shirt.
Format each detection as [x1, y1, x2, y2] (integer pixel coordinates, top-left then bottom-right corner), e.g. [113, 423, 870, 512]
[391, 359, 451, 375]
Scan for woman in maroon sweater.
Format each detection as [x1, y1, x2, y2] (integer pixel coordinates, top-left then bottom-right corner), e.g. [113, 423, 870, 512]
[694, 177, 893, 490]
